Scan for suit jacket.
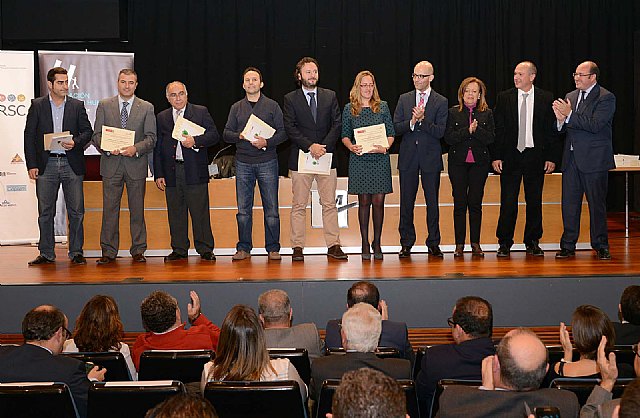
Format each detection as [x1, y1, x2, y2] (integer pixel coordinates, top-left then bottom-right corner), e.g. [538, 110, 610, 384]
[284, 87, 342, 170]
[612, 322, 640, 345]
[93, 95, 157, 180]
[416, 337, 495, 413]
[436, 385, 580, 418]
[444, 107, 495, 165]
[154, 103, 219, 186]
[580, 384, 619, 418]
[0, 343, 92, 418]
[24, 95, 92, 176]
[491, 86, 560, 173]
[264, 323, 325, 359]
[394, 89, 448, 172]
[324, 318, 414, 362]
[309, 351, 411, 400]
[560, 84, 616, 173]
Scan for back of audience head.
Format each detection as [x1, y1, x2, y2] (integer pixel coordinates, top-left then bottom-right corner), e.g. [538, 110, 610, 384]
[73, 295, 124, 352]
[451, 296, 493, 342]
[23, 305, 68, 352]
[141, 291, 179, 333]
[258, 289, 291, 328]
[572, 304, 615, 359]
[341, 303, 382, 352]
[145, 393, 218, 418]
[619, 285, 640, 325]
[347, 281, 380, 309]
[495, 328, 548, 391]
[328, 368, 407, 418]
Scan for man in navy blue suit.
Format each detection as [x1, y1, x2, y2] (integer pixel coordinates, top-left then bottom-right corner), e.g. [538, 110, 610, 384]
[552, 61, 615, 260]
[393, 61, 448, 258]
[153, 81, 219, 261]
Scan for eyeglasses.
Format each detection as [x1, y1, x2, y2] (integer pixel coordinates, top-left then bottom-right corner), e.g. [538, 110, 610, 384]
[447, 317, 456, 327]
[62, 326, 72, 339]
[572, 72, 593, 78]
[633, 343, 640, 357]
[360, 83, 374, 88]
[412, 73, 433, 79]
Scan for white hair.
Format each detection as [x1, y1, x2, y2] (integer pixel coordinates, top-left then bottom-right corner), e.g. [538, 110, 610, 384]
[342, 302, 381, 352]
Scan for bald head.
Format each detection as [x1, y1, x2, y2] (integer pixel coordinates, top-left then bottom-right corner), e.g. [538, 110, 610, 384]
[496, 328, 548, 391]
[413, 61, 434, 91]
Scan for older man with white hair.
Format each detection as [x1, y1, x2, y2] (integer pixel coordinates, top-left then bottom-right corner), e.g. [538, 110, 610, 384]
[310, 302, 411, 401]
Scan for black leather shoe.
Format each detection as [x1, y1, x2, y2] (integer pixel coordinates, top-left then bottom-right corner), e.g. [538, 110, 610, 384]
[555, 248, 575, 259]
[597, 248, 611, 260]
[28, 255, 55, 266]
[471, 243, 484, 257]
[428, 246, 444, 258]
[132, 253, 146, 263]
[200, 252, 216, 261]
[496, 246, 510, 257]
[96, 256, 115, 265]
[164, 252, 187, 262]
[292, 247, 304, 261]
[70, 255, 86, 265]
[327, 245, 348, 260]
[398, 246, 411, 258]
[526, 242, 544, 256]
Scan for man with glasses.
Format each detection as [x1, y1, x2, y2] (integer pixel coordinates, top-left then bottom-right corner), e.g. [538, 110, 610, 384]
[552, 61, 616, 260]
[393, 61, 448, 258]
[153, 81, 219, 262]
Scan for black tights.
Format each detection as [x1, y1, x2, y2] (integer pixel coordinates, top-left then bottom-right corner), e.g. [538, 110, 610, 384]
[358, 193, 386, 251]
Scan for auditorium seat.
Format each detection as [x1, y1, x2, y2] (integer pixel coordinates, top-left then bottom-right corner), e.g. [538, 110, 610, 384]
[138, 349, 213, 382]
[88, 380, 185, 418]
[430, 379, 482, 417]
[413, 347, 428, 379]
[268, 348, 311, 385]
[549, 377, 635, 406]
[0, 382, 78, 418]
[546, 345, 578, 364]
[204, 380, 306, 418]
[326, 346, 401, 358]
[61, 351, 132, 381]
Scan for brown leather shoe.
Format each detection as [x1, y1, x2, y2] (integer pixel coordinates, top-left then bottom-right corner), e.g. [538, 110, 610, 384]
[96, 256, 115, 265]
[327, 245, 348, 260]
[232, 250, 250, 261]
[471, 243, 484, 257]
[268, 251, 281, 261]
[292, 247, 304, 261]
[132, 253, 146, 263]
[454, 245, 464, 257]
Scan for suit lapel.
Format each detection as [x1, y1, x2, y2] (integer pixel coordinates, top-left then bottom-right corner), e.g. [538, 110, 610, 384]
[110, 96, 121, 127]
[127, 97, 141, 128]
[62, 98, 72, 132]
[508, 89, 519, 127]
[42, 98, 54, 133]
[297, 89, 315, 125]
[578, 84, 599, 113]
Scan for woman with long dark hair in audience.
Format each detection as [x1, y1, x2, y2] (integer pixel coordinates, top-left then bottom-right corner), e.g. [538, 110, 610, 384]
[64, 294, 137, 379]
[200, 304, 307, 401]
[445, 77, 495, 257]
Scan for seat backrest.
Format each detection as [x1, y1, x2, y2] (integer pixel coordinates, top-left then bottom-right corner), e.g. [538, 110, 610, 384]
[138, 350, 213, 382]
[326, 346, 401, 359]
[88, 380, 185, 418]
[611, 345, 636, 367]
[204, 380, 306, 418]
[546, 345, 578, 364]
[550, 378, 635, 406]
[61, 352, 131, 381]
[0, 382, 78, 418]
[268, 348, 311, 385]
[413, 347, 427, 380]
[431, 379, 482, 418]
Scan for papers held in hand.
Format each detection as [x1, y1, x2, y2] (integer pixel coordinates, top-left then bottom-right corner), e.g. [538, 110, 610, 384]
[172, 114, 205, 152]
[298, 150, 332, 175]
[44, 131, 72, 152]
[241, 114, 275, 142]
[100, 125, 135, 152]
[354, 123, 388, 153]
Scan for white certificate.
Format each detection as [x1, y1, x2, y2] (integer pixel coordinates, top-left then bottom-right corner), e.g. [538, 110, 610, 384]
[172, 115, 206, 141]
[100, 125, 135, 152]
[44, 131, 72, 152]
[297, 150, 332, 175]
[354, 123, 388, 153]
[240, 114, 276, 142]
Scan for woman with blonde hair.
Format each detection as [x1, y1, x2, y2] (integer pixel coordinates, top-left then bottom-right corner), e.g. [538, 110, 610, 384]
[444, 77, 495, 257]
[341, 70, 395, 260]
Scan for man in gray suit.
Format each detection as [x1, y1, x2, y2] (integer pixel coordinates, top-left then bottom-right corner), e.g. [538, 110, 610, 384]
[93, 69, 156, 264]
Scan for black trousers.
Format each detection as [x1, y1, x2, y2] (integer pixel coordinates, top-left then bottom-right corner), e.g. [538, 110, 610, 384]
[398, 169, 441, 247]
[449, 161, 489, 244]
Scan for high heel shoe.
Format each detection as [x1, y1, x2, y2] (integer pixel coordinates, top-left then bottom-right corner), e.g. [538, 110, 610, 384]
[454, 244, 464, 257]
[372, 242, 383, 260]
[471, 243, 484, 257]
[361, 243, 371, 260]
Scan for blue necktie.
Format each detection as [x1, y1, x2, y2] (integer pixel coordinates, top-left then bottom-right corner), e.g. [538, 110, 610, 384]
[308, 92, 317, 122]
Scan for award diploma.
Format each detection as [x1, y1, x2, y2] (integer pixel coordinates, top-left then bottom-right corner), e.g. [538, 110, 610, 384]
[44, 131, 72, 152]
[297, 150, 332, 175]
[100, 126, 135, 152]
[354, 123, 388, 153]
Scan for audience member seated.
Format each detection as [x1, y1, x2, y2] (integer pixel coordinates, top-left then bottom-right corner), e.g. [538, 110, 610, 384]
[311, 302, 411, 401]
[200, 304, 307, 401]
[63, 295, 137, 380]
[0, 305, 106, 418]
[436, 328, 579, 417]
[133, 290, 220, 370]
[614, 285, 640, 345]
[145, 392, 218, 418]
[258, 289, 324, 359]
[327, 367, 408, 418]
[325, 281, 414, 362]
[416, 296, 495, 413]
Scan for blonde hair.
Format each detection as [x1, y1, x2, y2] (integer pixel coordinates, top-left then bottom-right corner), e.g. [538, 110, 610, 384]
[456, 76, 489, 112]
[349, 70, 381, 116]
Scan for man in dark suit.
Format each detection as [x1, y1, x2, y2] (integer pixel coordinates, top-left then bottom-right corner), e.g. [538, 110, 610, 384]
[553, 61, 615, 260]
[324, 281, 413, 362]
[153, 81, 219, 262]
[310, 303, 411, 401]
[613, 285, 640, 345]
[23, 67, 93, 266]
[416, 296, 495, 414]
[284, 57, 346, 261]
[93, 68, 156, 264]
[393, 61, 448, 258]
[492, 61, 559, 257]
[0, 305, 106, 418]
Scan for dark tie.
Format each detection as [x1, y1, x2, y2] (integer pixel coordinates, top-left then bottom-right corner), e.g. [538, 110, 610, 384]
[576, 90, 586, 112]
[517, 93, 529, 152]
[308, 92, 317, 122]
[121, 101, 129, 129]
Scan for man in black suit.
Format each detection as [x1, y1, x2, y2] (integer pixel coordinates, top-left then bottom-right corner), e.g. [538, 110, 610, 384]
[393, 61, 448, 258]
[310, 303, 411, 401]
[492, 61, 559, 257]
[284, 57, 346, 261]
[23, 67, 93, 266]
[0, 305, 106, 418]
[553, 61, 616, 260]
[153, 81, 219, 262]
[613, 285, 640, 345]
[324, 281, 413, 362]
